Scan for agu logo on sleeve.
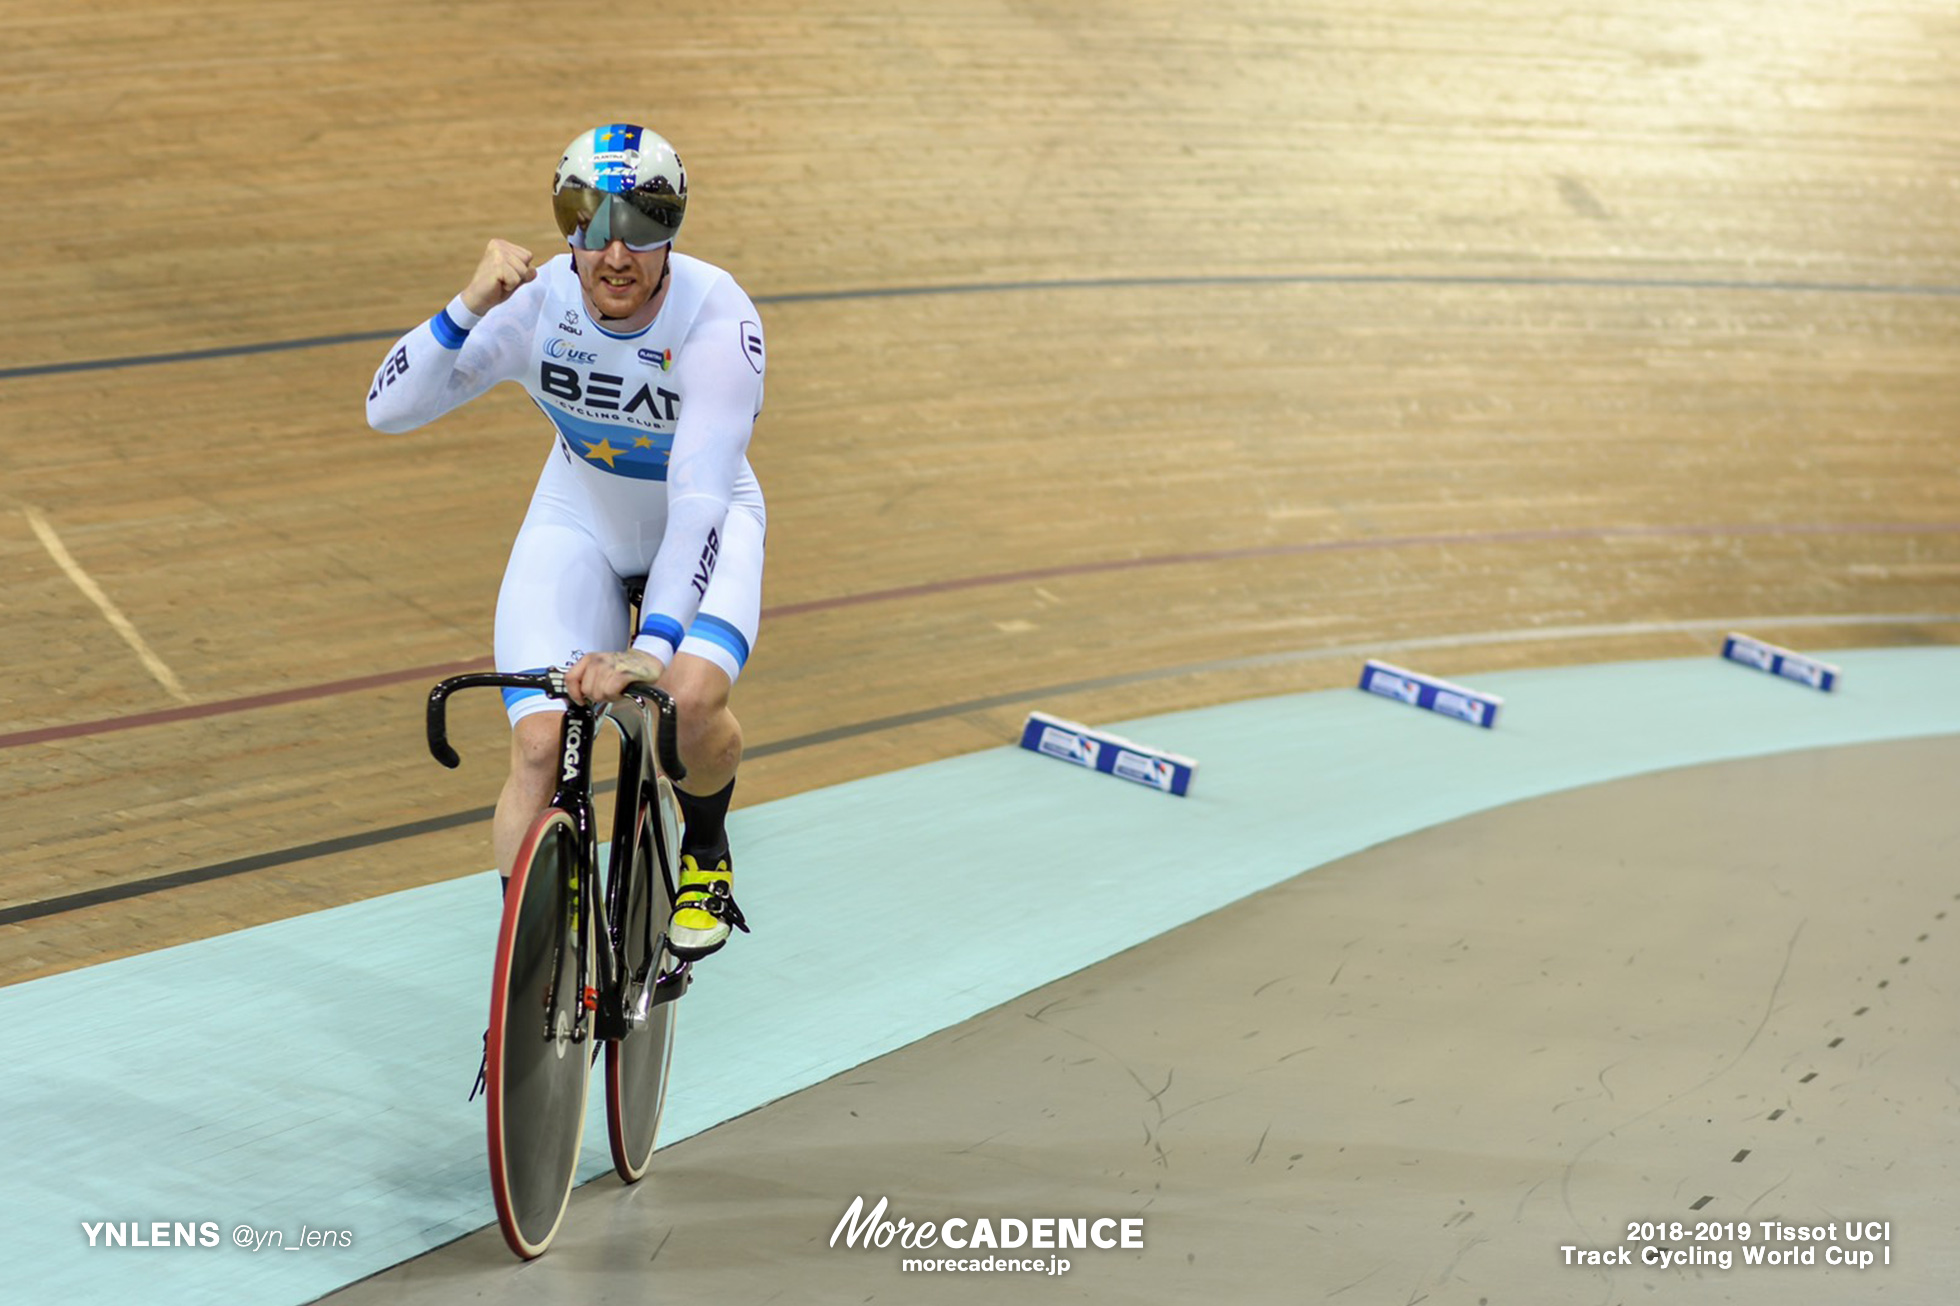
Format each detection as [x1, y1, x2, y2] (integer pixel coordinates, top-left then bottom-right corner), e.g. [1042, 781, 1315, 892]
[740, 320, 764, 373]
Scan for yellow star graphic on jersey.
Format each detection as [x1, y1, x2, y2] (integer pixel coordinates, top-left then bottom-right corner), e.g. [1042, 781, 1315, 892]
[581, 438, 622, 467]
[634, 435, 654, 449]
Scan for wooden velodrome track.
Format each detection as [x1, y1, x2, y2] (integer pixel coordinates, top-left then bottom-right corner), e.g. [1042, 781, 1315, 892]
[2, 0, 1957, 999]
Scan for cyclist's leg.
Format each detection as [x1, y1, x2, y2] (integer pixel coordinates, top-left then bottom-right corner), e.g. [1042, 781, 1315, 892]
[660, 501, 763, 955]
[669, 498, 763, 825]
[662, 654, 741, 801]
[493, 715, 564, 879]
[492, 510, 631, 878]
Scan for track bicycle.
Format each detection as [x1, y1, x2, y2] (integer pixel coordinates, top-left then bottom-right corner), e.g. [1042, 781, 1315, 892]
[425, 665, 692, 1259]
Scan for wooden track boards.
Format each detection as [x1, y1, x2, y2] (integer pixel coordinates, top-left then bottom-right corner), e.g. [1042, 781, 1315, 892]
[2, 0, 1957, 982]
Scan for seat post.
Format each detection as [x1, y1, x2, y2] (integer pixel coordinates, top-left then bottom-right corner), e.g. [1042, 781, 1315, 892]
[622, 576, 646, 633]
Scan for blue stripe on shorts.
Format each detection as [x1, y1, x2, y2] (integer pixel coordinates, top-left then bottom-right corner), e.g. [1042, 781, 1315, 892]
[500, 666, 552, 712]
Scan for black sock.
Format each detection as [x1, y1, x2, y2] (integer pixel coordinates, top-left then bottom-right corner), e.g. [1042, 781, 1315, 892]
[677, 777, 735, 853]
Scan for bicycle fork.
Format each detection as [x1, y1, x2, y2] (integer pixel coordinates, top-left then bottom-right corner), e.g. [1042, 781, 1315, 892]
[544, 704, 602, 1051]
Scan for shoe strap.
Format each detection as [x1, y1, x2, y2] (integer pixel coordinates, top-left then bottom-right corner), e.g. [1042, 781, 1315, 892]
[673, 878, 750, 934]
[674, 846, 749, 934]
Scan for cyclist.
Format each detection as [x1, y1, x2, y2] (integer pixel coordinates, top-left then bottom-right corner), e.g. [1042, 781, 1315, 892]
[367, 123, 762, 959]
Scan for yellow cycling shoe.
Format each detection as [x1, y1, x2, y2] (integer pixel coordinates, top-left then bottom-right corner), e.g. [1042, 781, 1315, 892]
[667, 846, 749, 960]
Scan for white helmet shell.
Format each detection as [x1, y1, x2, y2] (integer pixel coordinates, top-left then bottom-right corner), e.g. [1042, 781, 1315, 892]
[551, 124, 687, 249]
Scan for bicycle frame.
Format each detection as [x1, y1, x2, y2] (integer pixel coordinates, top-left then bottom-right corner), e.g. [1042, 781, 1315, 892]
[426, 670, 692, 1048]
[595, 686, 692, 1039]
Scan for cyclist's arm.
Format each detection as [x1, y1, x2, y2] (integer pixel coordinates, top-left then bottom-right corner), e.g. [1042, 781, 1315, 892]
[365, 263, 541, 433]
[631, 291, 764, 665]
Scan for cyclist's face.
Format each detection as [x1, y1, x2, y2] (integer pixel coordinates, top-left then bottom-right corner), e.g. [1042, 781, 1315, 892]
[573, 240, 670, 325]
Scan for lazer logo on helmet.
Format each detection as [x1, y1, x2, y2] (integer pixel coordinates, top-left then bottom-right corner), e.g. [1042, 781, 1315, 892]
[540, 363, 680, 419]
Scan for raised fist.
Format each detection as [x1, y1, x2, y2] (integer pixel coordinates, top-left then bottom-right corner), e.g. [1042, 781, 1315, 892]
[461, 239, 536, 315]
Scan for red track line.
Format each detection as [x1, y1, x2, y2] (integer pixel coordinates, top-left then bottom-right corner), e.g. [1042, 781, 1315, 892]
[0, 657, 493, 750]
[765, 521, 1960, 614]
[7, 521, 1957, 751]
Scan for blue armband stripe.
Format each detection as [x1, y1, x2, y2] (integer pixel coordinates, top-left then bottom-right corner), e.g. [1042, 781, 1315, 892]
[685, 615, 751, 668]
[638, 614, 685, 650]
[429, 309, 471, 350]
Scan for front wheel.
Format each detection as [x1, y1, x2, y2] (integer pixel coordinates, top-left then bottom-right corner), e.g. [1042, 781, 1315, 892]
[606, 780, 681, 1180]
[486, 808, 594, 1259]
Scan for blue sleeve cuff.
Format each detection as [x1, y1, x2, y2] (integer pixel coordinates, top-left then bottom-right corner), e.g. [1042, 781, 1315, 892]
[632, 613, 685, 666]
[429, 296, 483, 350]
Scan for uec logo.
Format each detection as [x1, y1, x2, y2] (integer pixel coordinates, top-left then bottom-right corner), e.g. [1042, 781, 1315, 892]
[545, 338, 600, 365]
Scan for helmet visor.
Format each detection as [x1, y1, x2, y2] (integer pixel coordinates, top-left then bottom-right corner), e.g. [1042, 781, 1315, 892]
[553, 186, 684, 252]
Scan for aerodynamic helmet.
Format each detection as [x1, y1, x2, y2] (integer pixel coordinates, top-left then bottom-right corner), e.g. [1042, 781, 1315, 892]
[551, 124, 687, 251]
